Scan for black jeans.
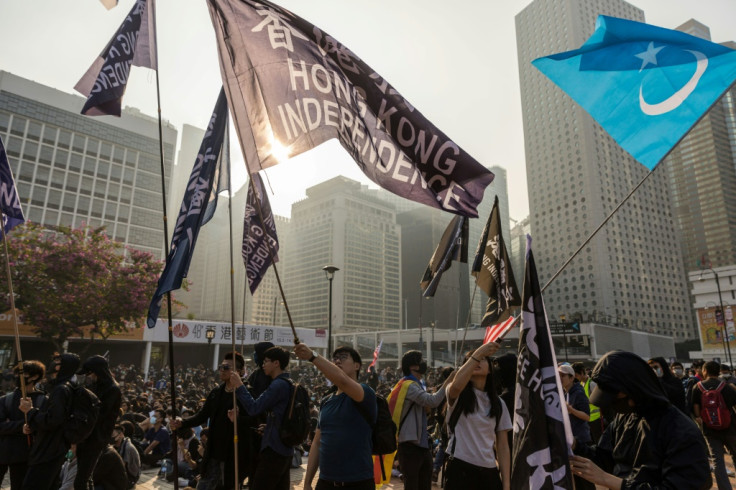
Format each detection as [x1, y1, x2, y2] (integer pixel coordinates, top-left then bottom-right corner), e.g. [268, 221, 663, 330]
[316, 478, 375, 490]
[397, 442, 433, 490]
[74, 439, 107, 490]
[444, 457, 502, 490]
[251, 447, 291, 490]
[21, 456, 65, 490]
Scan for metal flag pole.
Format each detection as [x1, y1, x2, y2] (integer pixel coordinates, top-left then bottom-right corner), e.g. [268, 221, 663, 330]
[0, 211, 29, 446]
[150, 1, 179, 486]
[224, 122, 241, 488]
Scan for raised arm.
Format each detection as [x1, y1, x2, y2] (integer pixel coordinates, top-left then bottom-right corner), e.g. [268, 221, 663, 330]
[446, 342, 500, 404]
[294, 343, 366, 402]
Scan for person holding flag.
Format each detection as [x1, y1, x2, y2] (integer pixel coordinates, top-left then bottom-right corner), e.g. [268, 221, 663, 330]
[570, 351, 711, 489]
[444, 341, 509, 490]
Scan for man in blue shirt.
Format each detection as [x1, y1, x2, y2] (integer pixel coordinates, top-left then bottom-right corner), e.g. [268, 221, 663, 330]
[230, 346, 293, 490]
[294, 343, 377, 490]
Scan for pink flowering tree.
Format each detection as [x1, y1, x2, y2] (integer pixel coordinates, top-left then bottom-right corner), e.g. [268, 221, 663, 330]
[0, 222, 179, 352]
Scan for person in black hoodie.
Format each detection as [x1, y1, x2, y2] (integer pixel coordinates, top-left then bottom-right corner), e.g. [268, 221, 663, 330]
[569, 350, 711, 490]
[648, 356, 687, 414]
[243, 341, 274, 484]
[74, 355, 122, 490]
[19, 352, 80, 490]
[0, 360, 46, 490]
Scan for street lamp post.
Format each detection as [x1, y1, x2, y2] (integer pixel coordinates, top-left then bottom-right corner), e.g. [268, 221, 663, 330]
[560, 314, 569, 362]
[700, 267, 732, 366]
[323, 265, 340, 356]
[430, 321, 436, 367]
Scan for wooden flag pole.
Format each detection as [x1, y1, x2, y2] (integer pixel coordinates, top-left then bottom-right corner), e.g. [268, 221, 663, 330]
[150, 1, 179, 487]
[0, 211, 29, 446]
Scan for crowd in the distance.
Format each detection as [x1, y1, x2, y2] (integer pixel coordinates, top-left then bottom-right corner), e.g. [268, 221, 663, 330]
[0, 343, 732, 490]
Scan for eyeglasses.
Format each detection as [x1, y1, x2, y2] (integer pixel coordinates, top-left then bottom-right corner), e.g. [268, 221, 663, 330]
[217, 364, 232, 371]
[332, 353, 351, 362]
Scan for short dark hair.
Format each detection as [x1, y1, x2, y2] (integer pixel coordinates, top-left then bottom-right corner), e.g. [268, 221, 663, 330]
[332, 346, 362, 366]
[671, 361, 684, 369]
[692, 360, 705, 369]
[263, 346, 290, 370]
[571, 362, 586, 375]
[721, 364, 732, 373]
[704, 361, 720, 377]
[15, 360, 45, 380]
[224, 351, 245, 370]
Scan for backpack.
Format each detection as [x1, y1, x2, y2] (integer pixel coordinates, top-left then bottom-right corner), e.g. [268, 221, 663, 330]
[63, 383, 101, 444]
[697, 381, 731, 430]
[278, 379, 311, 447]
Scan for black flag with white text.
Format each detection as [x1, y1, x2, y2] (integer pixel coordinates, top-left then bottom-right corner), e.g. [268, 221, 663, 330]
[147, 89, 228, 327]
[75, 0, 157, 116]
[207, 0, 493, 217]
[242, 173, 279, 294]
[420, 215, 468, 297]
[510, 235, 574, 490]
[471, 195, 520, 327]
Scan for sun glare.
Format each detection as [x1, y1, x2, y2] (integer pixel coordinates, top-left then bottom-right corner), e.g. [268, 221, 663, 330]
[270, 139, 291, 165]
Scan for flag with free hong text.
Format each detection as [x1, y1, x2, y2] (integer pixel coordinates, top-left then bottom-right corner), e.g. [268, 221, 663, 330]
[242, 172, 279, 294]
[75, 0, 157, 116]
[207, 0, 493, 217]
[472, 195, 520, 327]
[532, 15, 736, 170]
[0, 136, 25, 234]
[511, 235, 574, 489]
[147, 89, 229, 328]
[420, 215, 468, 297]
[369, 339, 383, 369]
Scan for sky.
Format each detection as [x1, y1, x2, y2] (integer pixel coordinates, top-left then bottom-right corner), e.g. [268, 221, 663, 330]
[1, 0, 735, 220]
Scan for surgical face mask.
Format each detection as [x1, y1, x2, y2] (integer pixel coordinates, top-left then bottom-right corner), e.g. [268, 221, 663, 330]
[653, 367, 663, 378]
[150, 416, 157, 424]
[674, 368, 683, 377]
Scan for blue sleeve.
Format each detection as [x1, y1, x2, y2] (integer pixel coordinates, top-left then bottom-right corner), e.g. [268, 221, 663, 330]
[236, 378, 289, 416]
[357, 384, 377, 424]
[572, 390, 590, 415]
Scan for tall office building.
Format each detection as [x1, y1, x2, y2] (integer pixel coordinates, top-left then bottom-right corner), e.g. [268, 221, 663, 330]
[516, 0, 694, 338]
[286, 176, 401, 333]
[0, 71, 177, 257]
[663, 21, 736, 272]
[510, 216, 531, 290]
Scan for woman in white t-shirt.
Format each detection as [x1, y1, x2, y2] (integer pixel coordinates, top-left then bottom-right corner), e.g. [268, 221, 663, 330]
[444, 341, 511, 490]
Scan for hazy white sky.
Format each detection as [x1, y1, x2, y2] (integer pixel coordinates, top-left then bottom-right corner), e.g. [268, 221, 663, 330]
[1, 0, 734, 220]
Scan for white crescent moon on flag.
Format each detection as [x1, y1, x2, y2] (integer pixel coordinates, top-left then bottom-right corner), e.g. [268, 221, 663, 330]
[639, 50, 708, 116]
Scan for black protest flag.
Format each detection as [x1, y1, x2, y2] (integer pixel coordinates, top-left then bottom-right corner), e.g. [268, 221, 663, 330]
[75, 0, 157, 116]
[242, 173, 279, 294]
[147, 89, 229, 327]
[471, 195, 520, 326]
[420, 216, 468, 297]
[510, 235, 574, 490]
[0, 136, 25, 234]
[207, 0, 493, 217]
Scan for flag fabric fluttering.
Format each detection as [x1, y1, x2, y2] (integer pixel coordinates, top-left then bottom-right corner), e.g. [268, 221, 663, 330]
[532, 15, 736, 170]
[510, 235, 574, 490]
[471, 196, 520, 327]
[207, 0, 494, 217]
[75, 0, 157, 116]
[242, 172, 279, 294]
[368, 340, 383, 369]
[483, 316, 517, 345]
[147, 89, 229, 328]
[420, 216, 468, 297]
[0, 136, 25, 234]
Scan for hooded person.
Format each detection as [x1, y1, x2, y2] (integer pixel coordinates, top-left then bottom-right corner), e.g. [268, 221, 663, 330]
[19, 353, 81, 490]
[74, 355, 122, 490]
[647, 356, 687, 415]
[569, 351, 711, 490]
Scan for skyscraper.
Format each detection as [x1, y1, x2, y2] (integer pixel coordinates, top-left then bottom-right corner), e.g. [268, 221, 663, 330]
[663, 20, 736, 272]
[516, 0, 694, 338]
[285, 176, 401, 334]
[0, 71, 177, 257]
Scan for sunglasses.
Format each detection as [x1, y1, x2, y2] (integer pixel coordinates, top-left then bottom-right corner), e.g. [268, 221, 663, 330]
[332, 353, 351, 362]
[217, 364, 232, 371]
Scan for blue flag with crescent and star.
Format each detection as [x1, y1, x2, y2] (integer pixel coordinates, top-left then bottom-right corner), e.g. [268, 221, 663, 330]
[0, 136, 25, 234]
[532, 15, 736, 170]
[147, 89, 228, 328]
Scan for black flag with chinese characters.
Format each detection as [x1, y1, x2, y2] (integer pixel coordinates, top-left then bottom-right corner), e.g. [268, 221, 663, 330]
[471, 195, 520, 326]
[242, 173, 279, 294]
[420, 215, 468, 297]
[510, 235, 574, 490]
[75, 0, 157, 116]
[147, 89, 228, 328]
[207, 0, 493, 217]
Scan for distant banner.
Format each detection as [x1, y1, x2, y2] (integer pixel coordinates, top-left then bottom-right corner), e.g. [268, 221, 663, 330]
[698, 306, 736, 349]
[207, 0, 493, 217]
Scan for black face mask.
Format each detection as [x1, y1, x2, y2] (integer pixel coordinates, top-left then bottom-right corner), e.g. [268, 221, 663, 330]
[417, 361, 428, 375]
[611, 395, 635, 414]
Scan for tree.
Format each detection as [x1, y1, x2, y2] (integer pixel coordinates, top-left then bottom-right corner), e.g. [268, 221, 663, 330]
[0, 222, 172, 352]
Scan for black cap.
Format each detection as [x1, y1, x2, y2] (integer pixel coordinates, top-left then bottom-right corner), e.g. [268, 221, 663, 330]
[589, 385, 618, 408]
[78, 355, 109, 375]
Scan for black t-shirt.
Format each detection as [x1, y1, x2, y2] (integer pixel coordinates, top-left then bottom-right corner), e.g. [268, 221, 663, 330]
[691, 377, 736, 435]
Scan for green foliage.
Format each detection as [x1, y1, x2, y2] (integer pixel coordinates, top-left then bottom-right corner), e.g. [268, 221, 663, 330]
[0, 222, 164, 350]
